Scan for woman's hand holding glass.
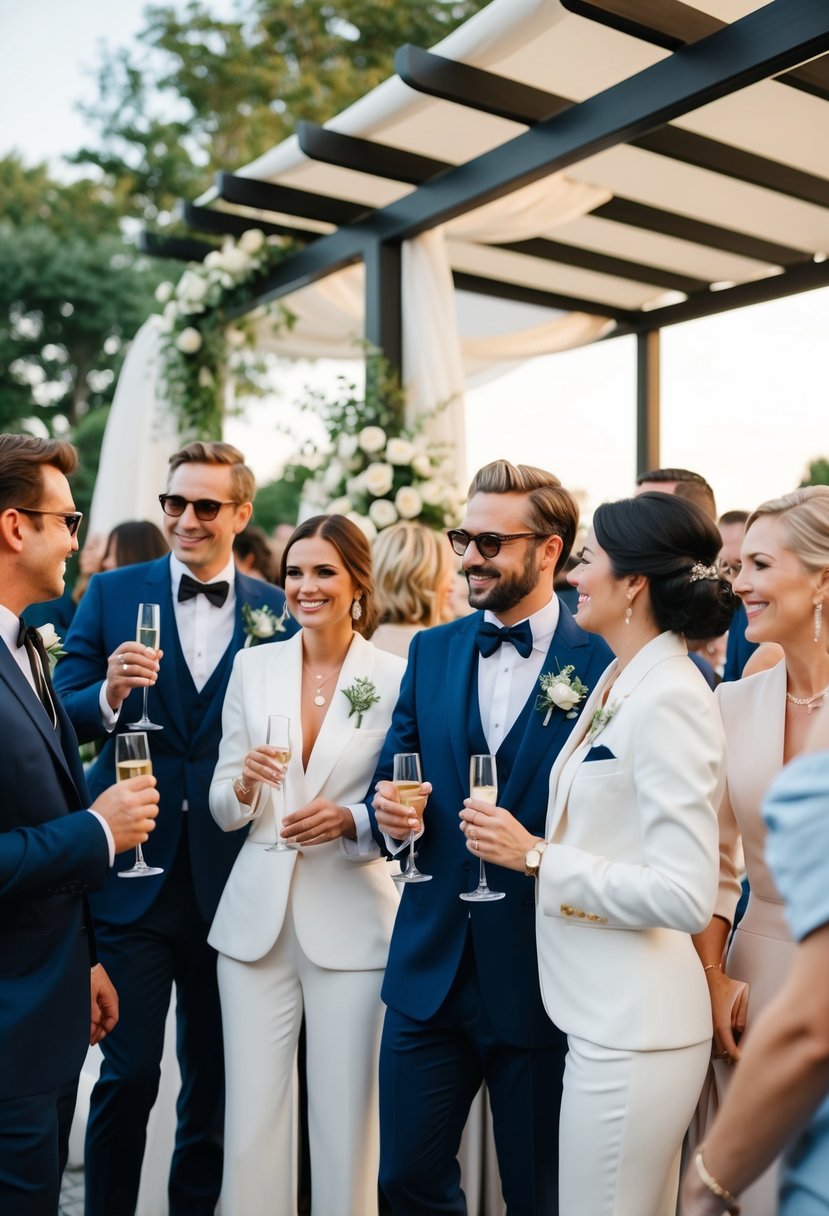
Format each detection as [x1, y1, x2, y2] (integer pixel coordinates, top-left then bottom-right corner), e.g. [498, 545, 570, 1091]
[235, 744, 288, 806]
[281, 797, 356, 846]
[373, 778, 432, 839]
[459, 797, 538, 872]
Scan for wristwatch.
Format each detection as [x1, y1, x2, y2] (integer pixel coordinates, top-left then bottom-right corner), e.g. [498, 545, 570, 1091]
[524, 838, 548, 878]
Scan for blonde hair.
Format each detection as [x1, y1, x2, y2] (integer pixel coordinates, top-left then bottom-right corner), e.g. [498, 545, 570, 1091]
[372, 523, 453, 627]
[467, 460, 579, 573]
[747, 487, 829, 572]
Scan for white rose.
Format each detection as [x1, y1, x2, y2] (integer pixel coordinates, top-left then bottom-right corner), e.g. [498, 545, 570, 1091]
[225, 326, 247, 348]
[204, 249, 224, 270]
[248, 608, 276, 638]
[327, 496, 353, 515]
[419, 478, 447, 506]
[163, 300, 179, 323]
[37, 623, 60, 649]
[412, 453, 432, 477]
[395, 486, 423, 519]
[364, 462, 394, 497]
[385, 437, 416, 465]
[337, 433, 359, 460]
[358, 426, 387, 455]
[217, 243, 250, 276]
[548, 682, 582, 711]
[369, 498, 398, 528]
[346, 513, 377, 542]
[302, 479, 326, 506]
[154, 281, 174, 304]
[238, 228, 265, 255]
[176, 327, 203, 355]
[322, 460, 345, 494]
[346, 473, 366, 498]
[175, 270, 210, 305]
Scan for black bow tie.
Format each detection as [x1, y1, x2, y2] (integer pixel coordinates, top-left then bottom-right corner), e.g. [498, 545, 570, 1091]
[16, 618, 31, 649]
[178, 573, 230, 608]
[476, 619, 534, 659]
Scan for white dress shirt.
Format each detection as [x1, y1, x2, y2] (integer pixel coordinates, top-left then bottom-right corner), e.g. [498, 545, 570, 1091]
[478, 594, 560, 753]
[0, 603, 114, 863]
[168, 553, 238, 692]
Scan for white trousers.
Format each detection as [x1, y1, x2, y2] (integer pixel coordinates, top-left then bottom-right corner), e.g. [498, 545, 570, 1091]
[559, 1035, 711, 1216]
[217, 902, 385, 1216]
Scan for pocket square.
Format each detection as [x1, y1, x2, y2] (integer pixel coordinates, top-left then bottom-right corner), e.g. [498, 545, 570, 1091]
[584, 744, 616, 762]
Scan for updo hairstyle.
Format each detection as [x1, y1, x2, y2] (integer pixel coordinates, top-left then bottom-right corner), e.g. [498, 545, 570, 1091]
[372, 522, 452, 628]
[592, 492, 736, 638]
[280, 514, 378, 637]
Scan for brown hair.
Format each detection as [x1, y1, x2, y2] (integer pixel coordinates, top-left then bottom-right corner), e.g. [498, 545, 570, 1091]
[167, 441, 255, 504]
[0, 434, 78, 520]
[105, 520, 169, 567]
[280, 514, 377, 636]
[467, 460, 579, 573]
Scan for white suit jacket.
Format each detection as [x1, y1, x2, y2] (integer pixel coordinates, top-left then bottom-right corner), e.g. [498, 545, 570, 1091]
[536, 631, 725, 1051]
[208, 631, 404, 969]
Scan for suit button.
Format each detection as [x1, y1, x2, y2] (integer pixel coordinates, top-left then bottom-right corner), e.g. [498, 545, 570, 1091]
[560, 904, 573, 916]
[575, 910, 586, 918]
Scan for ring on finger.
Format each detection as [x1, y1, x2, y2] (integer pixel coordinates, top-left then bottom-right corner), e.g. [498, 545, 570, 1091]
[471, 826, 478, 841]
[473, 838, 478, 850]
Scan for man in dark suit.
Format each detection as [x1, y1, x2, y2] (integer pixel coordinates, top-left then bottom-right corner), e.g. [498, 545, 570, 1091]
[55, 441, 297, 1216]
[0, 433, 159, 1215]
[370, 461, 613, 1215]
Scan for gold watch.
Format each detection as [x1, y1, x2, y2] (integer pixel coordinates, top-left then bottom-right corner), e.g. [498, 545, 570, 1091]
[524, 839, 548, 877]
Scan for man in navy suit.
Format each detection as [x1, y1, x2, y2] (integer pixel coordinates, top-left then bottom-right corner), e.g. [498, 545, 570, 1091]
[370, 461, 613, 1215]
[55, 441, 296, 1216]
[0, 434, 159, 1215]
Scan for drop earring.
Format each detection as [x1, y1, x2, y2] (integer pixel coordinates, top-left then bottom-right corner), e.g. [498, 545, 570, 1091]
[352, 597, 363, 621]
[624, 598, 632, 626]
[815, 600, 823, 643]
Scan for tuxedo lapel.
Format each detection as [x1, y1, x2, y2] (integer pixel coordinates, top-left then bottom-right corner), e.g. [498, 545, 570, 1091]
[0, 644, 84, 805]
[446, 616, 482, 796]
[146, 558, 188, 749]
[545, 664, 616, 840]
[499, 608, 595, 820]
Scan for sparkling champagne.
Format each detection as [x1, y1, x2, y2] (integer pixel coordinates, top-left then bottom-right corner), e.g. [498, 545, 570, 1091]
[272, 749, 291, 766]
[116, 758, 153, 781]
[470, 784, 497, 805]
[138, 626, 159, 650]
[396, 780, 426, 815]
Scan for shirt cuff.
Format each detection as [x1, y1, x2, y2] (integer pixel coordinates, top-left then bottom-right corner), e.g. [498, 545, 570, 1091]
[86, 810, 116, 866]
[98, 683, 120, 732]
[340, 804, 381, 859]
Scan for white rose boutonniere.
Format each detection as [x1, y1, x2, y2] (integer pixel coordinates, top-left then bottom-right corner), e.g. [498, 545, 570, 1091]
[37, 623, 66, 672]
[536, 664, 588, 726]
[586, 701, 619, 743]
[342, 677, 380, 728]
[242, 602, 289, 647]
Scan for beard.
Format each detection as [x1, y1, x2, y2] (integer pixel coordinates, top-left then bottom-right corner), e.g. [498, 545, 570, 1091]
[465, 544, 541, 614]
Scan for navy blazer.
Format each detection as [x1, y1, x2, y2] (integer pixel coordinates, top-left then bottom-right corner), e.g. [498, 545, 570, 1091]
[0, 640, 109, 1100]
[370, 602, 612, 1049]
[55, 557, 296, 925]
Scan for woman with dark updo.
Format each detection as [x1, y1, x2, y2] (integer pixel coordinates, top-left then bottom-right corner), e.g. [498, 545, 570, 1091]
[459, 492, 736, 1216]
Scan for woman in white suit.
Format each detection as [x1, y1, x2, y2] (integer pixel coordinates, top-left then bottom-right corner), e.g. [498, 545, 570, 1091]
[460, 492, 736, 1216]
[208, 514, 405, 1216]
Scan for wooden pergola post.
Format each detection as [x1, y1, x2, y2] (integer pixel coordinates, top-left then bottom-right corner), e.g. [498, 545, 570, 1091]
[636, 329, 661, 474]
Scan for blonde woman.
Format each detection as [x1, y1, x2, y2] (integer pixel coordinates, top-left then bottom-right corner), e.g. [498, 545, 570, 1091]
[692, 486, 829, 1216]
[371, 521, 456, 657]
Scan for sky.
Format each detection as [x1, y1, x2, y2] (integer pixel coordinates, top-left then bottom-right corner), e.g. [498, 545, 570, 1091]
[2, 0, 828, 518]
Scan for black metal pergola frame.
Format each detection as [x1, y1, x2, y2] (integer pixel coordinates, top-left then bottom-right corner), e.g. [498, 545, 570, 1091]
[141, 0, 829, 473]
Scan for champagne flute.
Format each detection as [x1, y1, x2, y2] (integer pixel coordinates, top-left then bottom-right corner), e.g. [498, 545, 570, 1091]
[115, 731, 163, 878]
[460, 755, 505, 902]
[392, 753, 432, 884]
[265, 715, 294, 853]
[127, 603, 163, 731]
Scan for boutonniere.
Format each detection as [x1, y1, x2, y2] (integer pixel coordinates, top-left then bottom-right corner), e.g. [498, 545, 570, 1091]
[242, 602, 289, 647]
[37, 623, 66, 672]
[586, 701, 619, 743]
[535, 663, 589, 726]
[342, 677, 380, 728]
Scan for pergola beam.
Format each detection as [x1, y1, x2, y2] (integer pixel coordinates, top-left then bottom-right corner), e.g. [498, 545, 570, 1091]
[179, 202, 317, 245]
[216, 171, 368, 227]
[297, 122, 450, 186]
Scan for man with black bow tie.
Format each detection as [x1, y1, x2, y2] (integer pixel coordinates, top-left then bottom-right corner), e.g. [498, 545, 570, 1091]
[368, 461, 612, 1215]
[55, 441, 296, 1216]
[0, 434, 159, 1215]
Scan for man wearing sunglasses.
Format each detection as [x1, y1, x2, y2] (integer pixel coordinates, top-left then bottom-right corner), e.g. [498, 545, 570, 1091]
[367, 460, 613, 1215]
[0, 434, 160, 1215]
[55, 441, 296, 1216]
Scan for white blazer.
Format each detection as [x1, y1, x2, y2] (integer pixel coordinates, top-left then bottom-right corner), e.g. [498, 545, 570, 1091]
[536, 631, 726, 1051]
[208, 631, 405, 970]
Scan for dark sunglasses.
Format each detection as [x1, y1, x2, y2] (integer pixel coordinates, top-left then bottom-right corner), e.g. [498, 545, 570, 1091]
[16, 507, 84, 537]
[446, 529, 550, 559]
[158, 494, 239, 522]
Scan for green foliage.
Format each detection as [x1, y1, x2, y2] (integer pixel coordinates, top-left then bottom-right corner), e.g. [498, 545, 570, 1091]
[801, 458, 829, 487]
[252, 470, 313, 533]
[73, 0, 491, 220]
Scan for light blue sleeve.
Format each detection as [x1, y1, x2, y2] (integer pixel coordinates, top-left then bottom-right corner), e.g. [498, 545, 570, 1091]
[763, 750, 829, 943]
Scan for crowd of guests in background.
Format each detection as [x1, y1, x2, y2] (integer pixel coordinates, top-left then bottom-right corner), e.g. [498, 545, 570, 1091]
[3, 432, 829, 1216]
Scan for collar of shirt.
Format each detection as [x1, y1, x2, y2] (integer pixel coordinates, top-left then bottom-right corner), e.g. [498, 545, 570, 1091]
[478, 593, 560, 754]
[168, 552, 237, 599]
[0, 602, 40, 690]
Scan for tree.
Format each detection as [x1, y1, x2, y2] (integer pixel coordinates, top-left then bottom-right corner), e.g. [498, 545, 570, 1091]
[801, 458, 829, 487]
[73, 0, 491, 221]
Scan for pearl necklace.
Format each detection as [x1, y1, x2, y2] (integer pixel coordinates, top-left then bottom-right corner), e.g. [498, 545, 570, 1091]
[786, 683, 829, 713]
[303, 663, 341, 707]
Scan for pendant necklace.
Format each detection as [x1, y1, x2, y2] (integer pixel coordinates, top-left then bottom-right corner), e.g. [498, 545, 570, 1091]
[786, 682, 829, 713]
[304, 663, 341, 707]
